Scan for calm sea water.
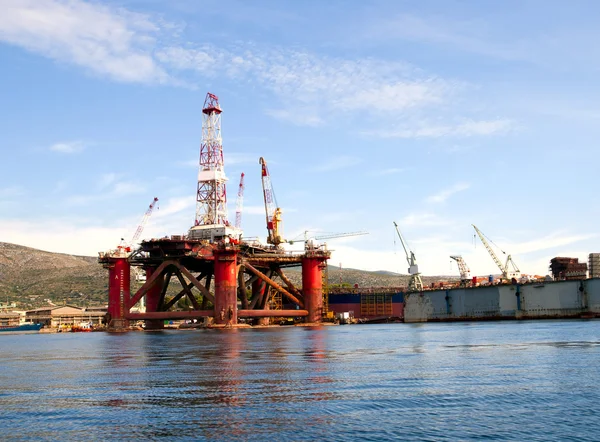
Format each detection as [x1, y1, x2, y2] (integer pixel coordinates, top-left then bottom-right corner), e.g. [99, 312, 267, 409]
[1, 320, 599, 441]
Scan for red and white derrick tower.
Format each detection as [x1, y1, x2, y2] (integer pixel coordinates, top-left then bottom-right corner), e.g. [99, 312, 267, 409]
[189, 92, 241, 242]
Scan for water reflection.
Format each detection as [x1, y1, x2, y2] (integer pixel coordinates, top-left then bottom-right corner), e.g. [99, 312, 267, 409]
[4, 322, 600, 440]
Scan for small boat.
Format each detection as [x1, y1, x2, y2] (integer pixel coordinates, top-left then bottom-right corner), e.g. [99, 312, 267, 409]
[0, 322, 44, 333]
[71, 322, 93, 332]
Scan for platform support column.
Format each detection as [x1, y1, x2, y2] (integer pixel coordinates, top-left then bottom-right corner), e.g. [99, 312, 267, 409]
[107, 257, 130, 329]
[214, 247, 238, 326]
[144, 266, 164, 330]
[252, 278, 269, 326]
[302, 256, 326, 323]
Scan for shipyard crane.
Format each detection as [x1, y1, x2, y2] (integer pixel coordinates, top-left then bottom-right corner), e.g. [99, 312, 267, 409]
[450, 255, 471, 285]
[127, 197, 159, 250]
[235, 172, 245, 229]
[112, 197, 159, 256]
[472, 224, 521, 280]
[259, 157, 283, 246]
[393, 222, 423, 292]
[289, 230, 369, 248]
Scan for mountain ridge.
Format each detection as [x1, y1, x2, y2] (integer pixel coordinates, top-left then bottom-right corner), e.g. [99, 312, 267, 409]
[0, 242, 453, 309]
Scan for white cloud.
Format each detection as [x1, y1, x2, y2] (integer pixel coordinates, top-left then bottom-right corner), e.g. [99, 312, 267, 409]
[243, 205, 268, 215]
[0, 1, 512, 135]
[399, 212, 452, 227]
[335, 80, 447, 112]
[370, 119, 514, 138]
[502, 232, 595, 255]
[376, 168, 406, 176]
[311, 156, 362, 172]
[225, 152, 261, 166]
[426, 182, 470, 204]
[371, 14, 524, 61]
[97, 173, 118, 190]
[266, 109, 324, 127]
[50, 140, 85, 153]
[0, 218, 128, 256]
[0, 186, 24, 199]
[67, 174, 146, 206]
[157, 45, 458, 124]
[151, 196, 194, 219]
[0, 0, 167, 83]
[113, 181, 145, 196]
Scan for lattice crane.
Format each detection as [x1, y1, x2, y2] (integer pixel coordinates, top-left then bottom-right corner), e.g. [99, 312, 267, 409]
[235, 172, 245, 229]
[259, 157, 283, 246]
[393, 222, 423, 292]
[130, 197, 159, 247]
[450, 255, 471, 284]
[472, 224, 520, 280]
[113, 197, 158, 256]
[289, 230, 369, 248]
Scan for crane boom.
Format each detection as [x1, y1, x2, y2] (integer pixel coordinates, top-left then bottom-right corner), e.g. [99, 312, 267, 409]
[259, 157, 283, 246]
[393, 222, 423, 292]
[131, 197, 158, 245]
[450, 255, 471, 281]
[472, 224, 520, 280]
[235, 172, 245, 229]
[291, 230, 369, 249]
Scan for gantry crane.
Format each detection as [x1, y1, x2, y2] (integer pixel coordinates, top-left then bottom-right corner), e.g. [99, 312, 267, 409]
[259, 157, 283, 246]
[393, 222, 423, 292]
[235, 172, 245, 229]
[472, 224, 520, 280]
[450, 255, 471, 285]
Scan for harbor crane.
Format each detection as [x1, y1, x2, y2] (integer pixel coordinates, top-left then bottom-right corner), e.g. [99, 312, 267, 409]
[114, 196, 159, 257]
[130, 197, 159, 248]
[259, 157, 283, 247]
[290, 230, 369, 249]
[393, 221, 423, 292]
[472, 224, 521, 280]
[235, 172, 245, 229]
[450, 255, 471, 286]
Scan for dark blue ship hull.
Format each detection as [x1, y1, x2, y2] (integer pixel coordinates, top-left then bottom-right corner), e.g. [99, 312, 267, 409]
[0, 323, 44, 332]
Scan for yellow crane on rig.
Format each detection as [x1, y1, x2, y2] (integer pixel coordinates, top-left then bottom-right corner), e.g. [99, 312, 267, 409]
[259, 157, 283, 247]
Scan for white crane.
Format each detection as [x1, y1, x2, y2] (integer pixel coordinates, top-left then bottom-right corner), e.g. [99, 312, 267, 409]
[112, 197, 158, 257]
[288, 230, 369, 248]
[393, 222, 423, 292]
[450, 255, 471, 285]
[130, 197, 159, 247]
[235, 172, 245, 229]
[472, 224, 520, 280]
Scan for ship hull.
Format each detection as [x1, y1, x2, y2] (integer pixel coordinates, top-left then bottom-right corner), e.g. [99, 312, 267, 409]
[0, 323, 44, 333]
[404, 278, 600, 323]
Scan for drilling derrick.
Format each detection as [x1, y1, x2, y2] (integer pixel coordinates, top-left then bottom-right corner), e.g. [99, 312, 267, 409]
[189, 92, 240, 242]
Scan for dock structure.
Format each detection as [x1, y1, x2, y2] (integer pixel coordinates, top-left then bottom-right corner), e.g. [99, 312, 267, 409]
[99, 237, 330, 330]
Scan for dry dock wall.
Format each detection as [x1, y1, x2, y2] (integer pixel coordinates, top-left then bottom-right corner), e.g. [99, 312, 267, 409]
[404, 278, 600, 323]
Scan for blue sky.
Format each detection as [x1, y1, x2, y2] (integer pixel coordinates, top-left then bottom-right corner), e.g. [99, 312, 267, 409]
[1, 0, 600, 278]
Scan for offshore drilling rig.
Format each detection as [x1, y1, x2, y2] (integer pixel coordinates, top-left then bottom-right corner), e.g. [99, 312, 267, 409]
[98, 93, 330, 330]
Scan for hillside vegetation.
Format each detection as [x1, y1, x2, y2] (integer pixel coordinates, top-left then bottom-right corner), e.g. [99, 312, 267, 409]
[0, 242, 451, 309]
[0, 242, 108, 309]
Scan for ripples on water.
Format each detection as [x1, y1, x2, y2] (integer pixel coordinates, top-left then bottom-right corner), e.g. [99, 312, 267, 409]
[1, 320, 599, 441]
